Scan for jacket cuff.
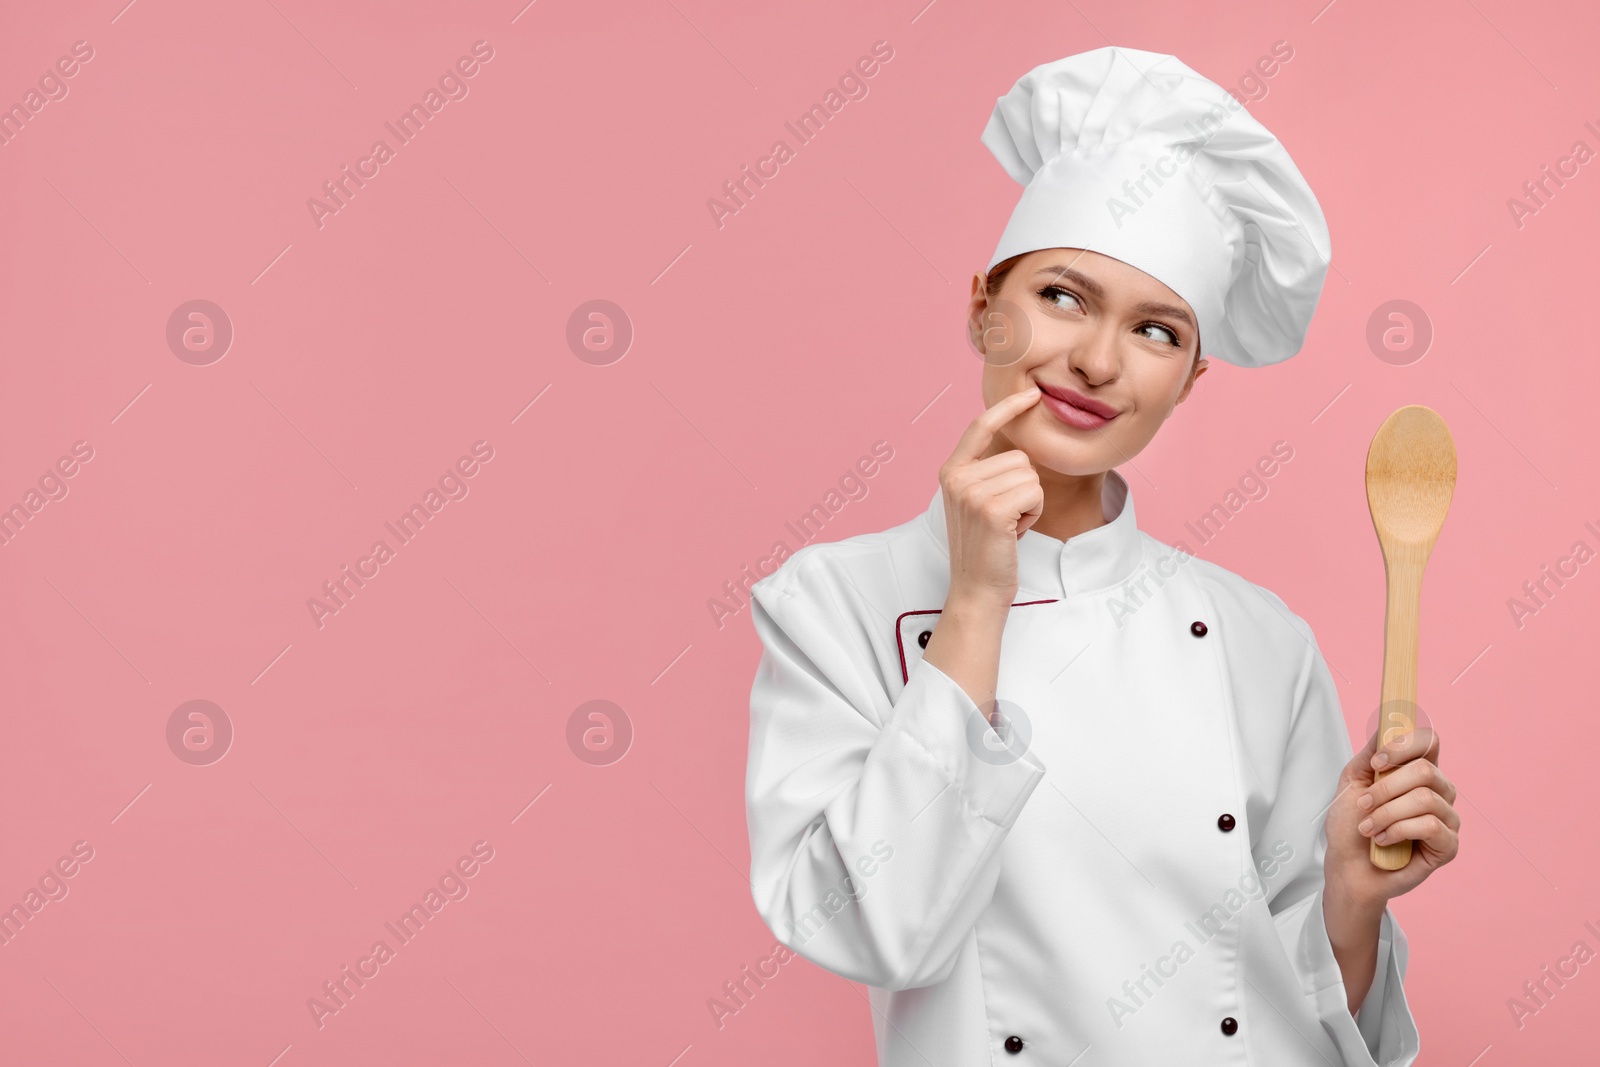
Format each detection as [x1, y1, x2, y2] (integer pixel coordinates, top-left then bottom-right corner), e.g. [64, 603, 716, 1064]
[1288, 887, 1421, 1066]
[886, 656, 1046, 829]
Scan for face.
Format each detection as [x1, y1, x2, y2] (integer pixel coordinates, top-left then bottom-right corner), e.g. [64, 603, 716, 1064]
[967, 248, 1208, 480]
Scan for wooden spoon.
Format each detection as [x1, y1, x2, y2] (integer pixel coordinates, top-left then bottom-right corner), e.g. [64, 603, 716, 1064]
[1366, 405, 1457, 870]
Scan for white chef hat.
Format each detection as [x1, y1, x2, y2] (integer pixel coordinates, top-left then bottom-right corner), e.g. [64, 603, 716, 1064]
[981, 46, 1331, 368]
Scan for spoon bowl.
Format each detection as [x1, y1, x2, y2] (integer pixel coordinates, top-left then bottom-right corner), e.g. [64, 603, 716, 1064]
[1365, 405, 1456, 871]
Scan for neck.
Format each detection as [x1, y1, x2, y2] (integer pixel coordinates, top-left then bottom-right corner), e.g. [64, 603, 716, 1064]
[981, 433, 1111, 543]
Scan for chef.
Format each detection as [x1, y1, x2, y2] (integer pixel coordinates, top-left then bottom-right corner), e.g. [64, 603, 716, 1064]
[743, 46, 1459, 1066]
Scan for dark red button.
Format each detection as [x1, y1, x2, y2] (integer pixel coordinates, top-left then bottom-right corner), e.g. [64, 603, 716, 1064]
[1190, 620, 1208, 637]
[1218, 813, 1236, 832]
[1221, 1016, 1238, 1036]
[1004, 1035, 1024, 1054]
[918, 630, 932, 648]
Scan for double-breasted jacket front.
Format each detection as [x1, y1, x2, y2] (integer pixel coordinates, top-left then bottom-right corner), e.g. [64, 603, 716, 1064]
[744, 469, 1419, 1065]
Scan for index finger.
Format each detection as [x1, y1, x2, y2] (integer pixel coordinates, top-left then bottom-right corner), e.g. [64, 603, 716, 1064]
[948, 386, 1042, 466]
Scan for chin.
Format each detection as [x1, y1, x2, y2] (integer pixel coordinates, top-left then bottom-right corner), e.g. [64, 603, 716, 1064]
[1011, 424, 1121, 478]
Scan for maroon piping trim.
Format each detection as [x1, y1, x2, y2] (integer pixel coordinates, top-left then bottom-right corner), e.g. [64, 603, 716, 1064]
[894, 598, 1058, 684]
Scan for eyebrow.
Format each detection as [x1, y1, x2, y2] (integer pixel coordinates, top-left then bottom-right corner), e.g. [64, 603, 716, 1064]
[1031, 264, 1197, 331]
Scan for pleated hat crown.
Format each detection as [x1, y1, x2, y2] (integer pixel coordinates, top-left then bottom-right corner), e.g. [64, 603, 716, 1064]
[981, 46, 1331, 368]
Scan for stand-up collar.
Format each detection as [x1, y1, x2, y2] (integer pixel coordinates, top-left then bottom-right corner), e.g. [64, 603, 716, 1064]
[920, 468, 1146, 600]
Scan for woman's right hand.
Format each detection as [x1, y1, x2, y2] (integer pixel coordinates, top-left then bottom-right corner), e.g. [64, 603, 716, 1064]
[937, 385, 1045, 608]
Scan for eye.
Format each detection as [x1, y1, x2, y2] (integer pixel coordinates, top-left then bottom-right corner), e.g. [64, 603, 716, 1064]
[1037, 285, 1082, 312]
[1039, 286, 1184, 349]
[1138, 322, 1183, 347]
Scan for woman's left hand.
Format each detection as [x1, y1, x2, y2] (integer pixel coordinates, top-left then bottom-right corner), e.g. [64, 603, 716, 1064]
[1323, 723, 1461, 911]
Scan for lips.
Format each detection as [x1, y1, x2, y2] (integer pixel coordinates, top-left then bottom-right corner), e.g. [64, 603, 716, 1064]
[1034, 381, 1120, 431]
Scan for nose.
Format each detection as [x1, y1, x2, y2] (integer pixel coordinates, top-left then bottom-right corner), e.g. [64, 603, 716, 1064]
[1065, 318, 1120, 387]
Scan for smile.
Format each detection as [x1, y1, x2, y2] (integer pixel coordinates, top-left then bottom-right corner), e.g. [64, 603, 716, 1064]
[1036, 383, 1120, 430]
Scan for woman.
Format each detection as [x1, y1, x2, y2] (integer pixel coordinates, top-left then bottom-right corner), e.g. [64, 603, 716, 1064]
[744, 47, 1458, 1065]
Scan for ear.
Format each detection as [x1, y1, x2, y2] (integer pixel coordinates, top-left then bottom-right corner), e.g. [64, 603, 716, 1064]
[1175, 357, 1208, 404]
[967, 272, 990, 353]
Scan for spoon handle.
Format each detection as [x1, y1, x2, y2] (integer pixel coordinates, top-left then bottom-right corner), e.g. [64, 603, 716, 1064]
[1371, 542, 1429, 870]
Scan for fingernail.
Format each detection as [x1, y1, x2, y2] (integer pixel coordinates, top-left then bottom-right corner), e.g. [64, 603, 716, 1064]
[1358, 818, 1373, 834]
[1371, 753, 1388, 768]
[1357, 793, 1373, 810]
[1375, 831, 1388, 843]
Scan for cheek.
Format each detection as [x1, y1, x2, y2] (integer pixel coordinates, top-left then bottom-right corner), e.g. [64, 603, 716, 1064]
[979, 362, 1029, 406]
[1125, 362, 1191, 414]
[985, 301, 1051, 369]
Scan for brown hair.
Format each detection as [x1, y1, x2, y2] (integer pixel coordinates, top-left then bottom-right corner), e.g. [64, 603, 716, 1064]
[983, 253, 1025, 298]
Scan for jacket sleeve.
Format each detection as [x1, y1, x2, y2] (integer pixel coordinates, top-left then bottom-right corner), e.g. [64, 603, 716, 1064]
[1259, 626, 1422, 1067]
[744, 559, 1047, 990]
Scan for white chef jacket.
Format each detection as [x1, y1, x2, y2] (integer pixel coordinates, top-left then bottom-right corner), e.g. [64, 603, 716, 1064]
[744, 468, 1421, 1066]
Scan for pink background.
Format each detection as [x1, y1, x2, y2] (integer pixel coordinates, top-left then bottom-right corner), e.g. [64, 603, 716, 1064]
[1, 0, 1595, 1064]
